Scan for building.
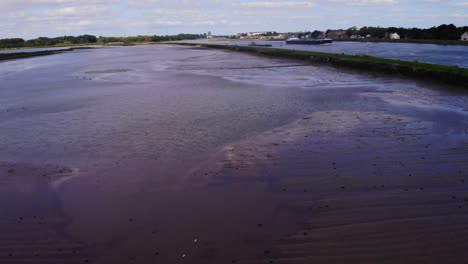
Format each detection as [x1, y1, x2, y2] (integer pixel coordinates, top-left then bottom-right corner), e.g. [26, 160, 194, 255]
[272, 34, 288, 40]
[350, 34, 364, 39]
[207, 31, 213, 39]
[326, 30, 347, 39]
[461, 32, 468, 41]
[247, 31, 277, 38]
[389, 32, 400, 40]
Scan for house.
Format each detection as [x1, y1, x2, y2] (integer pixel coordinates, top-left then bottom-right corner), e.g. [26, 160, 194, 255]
[326, 30, 347, 39]
[389, 32, 400, 40]
[461, 32, 468, 41]
[350, 34, 364, 39]
[247, 31, 277, 38]
[272, 34, 288, 40]
[247, 32, 263, 37]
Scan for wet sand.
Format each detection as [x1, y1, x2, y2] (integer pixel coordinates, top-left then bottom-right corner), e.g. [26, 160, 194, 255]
[1, 45, 468, 263]
[197, 110, 468, 263]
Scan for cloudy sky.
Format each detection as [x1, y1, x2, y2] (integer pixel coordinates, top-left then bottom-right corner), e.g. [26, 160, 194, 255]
[1, 0, 467, 39]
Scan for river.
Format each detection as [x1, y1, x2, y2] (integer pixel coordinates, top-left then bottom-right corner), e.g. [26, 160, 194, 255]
[187, 39, 468, 68]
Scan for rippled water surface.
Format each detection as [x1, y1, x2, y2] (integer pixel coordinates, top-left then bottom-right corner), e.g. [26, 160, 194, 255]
[0, 46, 310, 166]
[1, 45, 467, 168]
[186, 40, 468, 68]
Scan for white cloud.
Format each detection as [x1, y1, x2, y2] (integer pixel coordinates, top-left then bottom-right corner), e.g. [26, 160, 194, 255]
[0, 0, 466, 39]
[454, 2, 468, 7]
[325, 0, 399, 6]
[237, 1, 314, 8]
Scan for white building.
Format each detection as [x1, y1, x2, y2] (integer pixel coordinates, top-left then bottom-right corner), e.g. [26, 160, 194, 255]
[247, 32, 264, 37]
[461, 32, 468, 41]
[247, 31, 277, 38]
[389, 33, 400, 40]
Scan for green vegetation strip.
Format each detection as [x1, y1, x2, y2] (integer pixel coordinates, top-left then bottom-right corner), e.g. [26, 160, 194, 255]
[178, 43, 468, 88]
[0, 47, 95, 61]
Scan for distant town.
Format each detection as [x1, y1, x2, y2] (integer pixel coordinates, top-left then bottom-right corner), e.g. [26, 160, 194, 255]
[1, 24, 467, 49]
[209, 24, 468, 42]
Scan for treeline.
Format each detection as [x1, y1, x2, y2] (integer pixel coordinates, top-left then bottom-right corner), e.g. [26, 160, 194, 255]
[0, 33, 205, 48]
[345, 24, 468, 40]
[0, 35, 98, 48]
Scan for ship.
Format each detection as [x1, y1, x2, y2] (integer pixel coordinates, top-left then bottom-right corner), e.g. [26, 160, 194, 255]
[248, 41, 272, 47]
[286, 38, 333, 45]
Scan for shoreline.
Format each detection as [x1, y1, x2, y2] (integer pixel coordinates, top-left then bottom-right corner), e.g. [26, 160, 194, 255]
[175, 43, 468, 88]
[0, 43, 101, 51]
[181, 38, 468, 46]
[0, 47, 97, 62]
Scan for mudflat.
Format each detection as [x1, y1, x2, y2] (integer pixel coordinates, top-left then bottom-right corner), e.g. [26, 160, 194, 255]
[1, 45, 467, 264]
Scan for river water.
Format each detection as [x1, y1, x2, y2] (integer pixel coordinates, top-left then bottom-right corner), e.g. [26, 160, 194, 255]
[1, 45, 468, 264]
[2, 41, 467, 68]
[186, 39, 468, 68]
[1, 45, 466, 166]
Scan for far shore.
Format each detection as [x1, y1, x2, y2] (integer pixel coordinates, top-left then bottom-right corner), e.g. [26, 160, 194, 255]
[193, 38, 468, 46]
[2, 36, 468, 51]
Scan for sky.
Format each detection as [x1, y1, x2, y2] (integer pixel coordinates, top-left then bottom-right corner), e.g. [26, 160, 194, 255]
[1, 0, 467, 39]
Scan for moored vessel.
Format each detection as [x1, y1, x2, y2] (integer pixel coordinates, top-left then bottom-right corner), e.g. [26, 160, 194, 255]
[286, 38, 333, 45]
[248, 41, 273, 47]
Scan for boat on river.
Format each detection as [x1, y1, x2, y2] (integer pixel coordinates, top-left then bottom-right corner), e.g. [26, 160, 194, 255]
[286, 38, 333, 45]
[248, 42, 273, 47]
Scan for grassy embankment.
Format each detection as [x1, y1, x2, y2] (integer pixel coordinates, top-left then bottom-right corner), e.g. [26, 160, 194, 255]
[0, 47, 95, 61]
[0, 42, 138, 51]
[177, 43, 468, 88]
[0, 43, 101, 51]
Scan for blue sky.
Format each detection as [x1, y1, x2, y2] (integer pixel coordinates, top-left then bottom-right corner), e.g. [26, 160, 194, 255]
[1, 0, 467, 39]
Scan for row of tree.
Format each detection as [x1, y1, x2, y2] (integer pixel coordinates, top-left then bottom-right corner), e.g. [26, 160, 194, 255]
[0, 34, 206, 48]
[2, 25, 466, 48]
[0, 35, 98, 48]
[344, 24, 468, 40]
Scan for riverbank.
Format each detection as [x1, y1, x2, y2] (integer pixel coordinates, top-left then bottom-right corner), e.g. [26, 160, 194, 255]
[189, 38, 468, 46]
[0, 42, 102, 51]
[0, 47, 96, 61]
[176, 43, 468, 88]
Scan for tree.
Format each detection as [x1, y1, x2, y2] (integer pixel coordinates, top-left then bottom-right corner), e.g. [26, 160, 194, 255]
[346, 26, 357, 37]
